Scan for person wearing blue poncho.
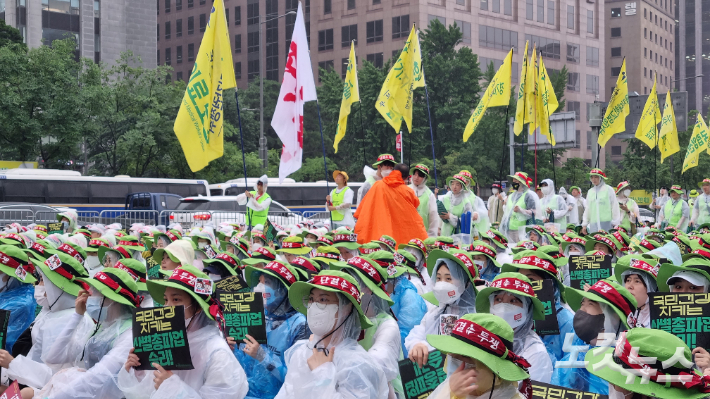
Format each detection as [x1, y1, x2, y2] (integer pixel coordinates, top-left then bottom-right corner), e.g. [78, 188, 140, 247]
[0, 245, 37, 353]
[230, 261, 309, 399]
[385, 250, 427, 358]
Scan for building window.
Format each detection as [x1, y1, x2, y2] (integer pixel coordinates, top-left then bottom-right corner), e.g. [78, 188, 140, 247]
[611, 66, 621, 76]
[188, 43, 194, 61]
[177, 71, 183, 81]
[317, 60, 334, 82]
[157, 49, 160, 64]
[188, 16, 194, 34]
[428, 15, 446, 26]
[504, 0, 512, 15]
[341, 25, 357, 47]
[285, 0, 297, 48]
[567, 43, 580, 63]
[176, 0, 181, 10]
[157, 24, 160, 41]
[187, 0, 193, 7]
[392, 15, 409, 39]
[586, 46, 599, 66]
[610, 27, 620, 37]
[366, 20, 383, 43]
[644, 8, 646, 17]
[482, 26, 519, 51]
[341, 57, 349, 78]
[176, 45, 182, 63]
[537, 0, 544, 22]
[248, 60, 259, 80]
[547, 1, 554, 24]
[324, 0, 331, 14]
[235, 34, 241, 53]
[575, 130, 581, 148]
[586, 74, 598, 94]
[235, 6, 241, 25]
[611, 47, 621, 57]
[481, 0, 488, 10]
[644, 47, 647, 57]
[235, 62, 242, 79]
[455, 20, 471, 44]
[644, 28, 647, 38]
[165, 0, 170, 13]
[199, 14, 206, 32]
[176, 19, 182, 38]
[373, 0, 381, 4]
[644, 86, 647, 94]
[567, 72, 580, 91]
[526, 0, 533, 20]
[587, 131, 592, 149]
[318, 29, 333, 51]
[165, 21, 171, 40]
[611, 7, 621, 17]
[367, 52, 384, 68]
[248, 3, 259, 25]
[248, 32, 259, 53]
[568, 101, 580, 120]
[567, 5, 574, 29]
[199, 0, 205, 4]
[587, 10, 594, 33]
[525, 34, 558, 58]
[165, 47, 171, 65]
[492, 0, 500, 13]
[347, 0, 355, 10]
[611, 146, 622, 156]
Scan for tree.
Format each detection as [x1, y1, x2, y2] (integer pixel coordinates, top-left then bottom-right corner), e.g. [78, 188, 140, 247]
[0, 20, 25, 50]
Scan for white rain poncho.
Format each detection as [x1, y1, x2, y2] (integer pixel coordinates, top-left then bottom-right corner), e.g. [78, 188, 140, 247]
[357, 166, 380, 206]
[428, 374, 525, 399]
[403, 247, 432, 294]
[620, 269, 656, 329]
[164, 239, 196, 267]
[540, 179, 571, 228]
[500, 188, 540, 243]
[275, 293, 390, 399]
[463, 191, 491, 238]
[118, 311, 248, 399]
[37, 292, 134, 399]
[439, 190, 473, 238]
[582, 179, 620, 233]
[236, 175, 272, 217]
[6, 273, 94, 389]
[404, 258, 477, 352]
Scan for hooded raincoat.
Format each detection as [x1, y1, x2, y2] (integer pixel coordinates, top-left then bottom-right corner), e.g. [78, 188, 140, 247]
[540, 179, 571, 229]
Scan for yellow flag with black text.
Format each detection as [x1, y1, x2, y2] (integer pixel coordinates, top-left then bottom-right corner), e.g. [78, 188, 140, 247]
[598, 59, 629, 147]
[535, 56, 559, 145]
[682, 115, 710, 173]
[463, 48, 512, 142]
[173, 0, 235, 172]
[334, 42, 360, 153]
[634, 75, 661, 149]
[513, 41, 529, 135]
[659, 91, 679, 163]
[375, 26, 424, 133]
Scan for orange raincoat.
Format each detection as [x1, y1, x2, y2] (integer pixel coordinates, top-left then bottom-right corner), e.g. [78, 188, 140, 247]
[353, 170, 428, 244]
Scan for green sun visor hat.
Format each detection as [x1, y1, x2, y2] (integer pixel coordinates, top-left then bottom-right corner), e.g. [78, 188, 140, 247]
[79, 268, 141, 308]
[475, 272, 545, 320]
[288, 270, 373, 329]
[427, 313, 530, 382]
[329, 256, 394, 306]
[30, 252, 90, 296]
[147, 265, 221, 321]
[0, 245, 36, 284]
[565, 278, 637, 329]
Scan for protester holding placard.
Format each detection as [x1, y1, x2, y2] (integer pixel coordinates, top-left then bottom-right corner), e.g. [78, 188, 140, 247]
[405, 250, 478, 368]
[235, 261, 309, 399]
[119, 265, 248, 399]
[385, 250, 427, 358]
[425, 313, 532, 399]
[475, 272, 552, 383]
[614, 254, 660, 328]
[276, 270, 389, 398]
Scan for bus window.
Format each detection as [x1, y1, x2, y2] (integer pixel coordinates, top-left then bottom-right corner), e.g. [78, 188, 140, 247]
[91, 183, 129, 204]
[210, 189, 224, 196]
[47, 182, 90, 204]
[0, 180, 46, 203]
[130, 183, 168, 193]
[169, 184, 207, 197]
[224, 186, 244, 196]
[165, 196, 181, 209]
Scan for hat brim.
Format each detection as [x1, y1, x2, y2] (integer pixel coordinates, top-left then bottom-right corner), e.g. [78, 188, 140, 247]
[584, 347, 708, 399]
[332, 242, 361, 250]
[371, 241, 395, 252]
[500, 264, 566, 302]
[615, 183, 630, 194]
[201, 259, 238, 277]
[152, 248, 179, 265]
[80, 276, 136, 308]
[276, 246, 313, 255]
[328, 261, 394, 306]
[117, 244, 146, 253]
[241, 258, 271, 266]
[426, 334, 529, 382]
[468, 251, 502, 270]
[565, 287, 631, 329]
[507, 175, 529, 187]
[0, 264, 36, 284]
[332, 171, 349, 181]
[146, 279, 214, 320]
[474, 286, 545, 320]
[243, 265, 289, 288]
[410, 166, 429, 177]
[656, 263, 710, 292]
[588, 173, 608, 180]
[287, 280, 373, 329]
[31, 257, 84, 296]
[613, 263, 658, 287]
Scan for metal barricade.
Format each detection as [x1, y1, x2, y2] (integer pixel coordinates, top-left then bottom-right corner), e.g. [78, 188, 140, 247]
[33, 211, 61, 225]
[0, 209, 35, 226]
[34, 210, 101, 226]
[158, 210, 305, 229]
[303, 211, 330, 220]
[99, 210, 159, 228]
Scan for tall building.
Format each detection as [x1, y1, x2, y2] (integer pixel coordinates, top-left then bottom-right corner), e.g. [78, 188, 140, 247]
[1, 0, 156, 67]
[676, 0, 709, 116]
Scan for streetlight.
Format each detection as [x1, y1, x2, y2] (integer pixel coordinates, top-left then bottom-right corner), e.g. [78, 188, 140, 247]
[259, 10, 297, 171]
[673, 73, 703, 90]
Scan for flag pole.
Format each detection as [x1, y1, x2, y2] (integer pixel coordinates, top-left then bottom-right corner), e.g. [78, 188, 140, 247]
[316, 100, 334, 229]
[234, 90, 252, 235]
[497, 106, 509, 224]
[358, 101, 366, 171]
[423, 68, 438, 189]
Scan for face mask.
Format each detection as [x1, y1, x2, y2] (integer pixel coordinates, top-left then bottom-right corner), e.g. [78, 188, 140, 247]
[263, 285, 280, 308]
[623, 189, 631, 197]
[446, 355, 476, 376]
[85, 255, 101, 270]
[492, 188, 499, 194]
[86, 296, 108, 322]
[198, 242, 209, 249]
[62, 221, 69, 230]
[34, 285, 49, 307]
[433, 281, 461, 305]
[381, 169, 392, 177]
[491, 303, 526, 329]
[253, 282, 265, 294]
[573, 311, 605, 344]
[183, 304, 194, 328]
[208, 273, 221, 282]
[307, 303, 339, 336]
[252, 243, 263, 251]
[542, 186, 553, 196]
[473, 260, 485, 271]
[512, 183, 520, 190]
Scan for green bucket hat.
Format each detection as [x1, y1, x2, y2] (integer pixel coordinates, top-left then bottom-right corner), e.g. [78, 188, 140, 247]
[277, 236, 313, 256]
[410, 164, 430, 177]
[202, 252, 240, 277]
[584, 234, 619, 254]
[656, 258, 710, 292]
[475, 272, 545, 320]
[372, 153, 395, 167]
[433, 236, 456, 251]
[613, 254, 660, 288]
[147, 265, 221, 321]
[310, 246, 342, 265]
[585, 328, 710, 399]
[426, 313, 531, 382]
[112, 258, 148, 291]
[153, 230, 183, 247]
[397, 238, 428, 259]
[115, 235, 146, 253]
[30, 252, 90, 296]
[565, 278, 637, 329]
[511, 240, 540, 254]
[467, 241, 501, 268]
[559, 233, 587, 253]
[87, 238, 111, 254]
[670, 235, 694, 255]
[241, 247, 277, 266]
[79, 268, 141, 308]
[244, 260, 301, 288]
[359, 242, 381, 255]
[288, 257, 321, 279]
[588, 168, 608, 180]
[331, 233, 361, 250]
[222, 235, 250, 258]
[394, 249, 419, 277]
[423, 237, 437, 250]
[309, 234, 334, 248]
[669, 184, 683, 195]
[100, 245, 131, 264]
[368, 250, 407, 280]
[483, 229, 509, 250]
[426, 249, 480, 283]
[23, 240, 52, 262]
[371, 235, 397, 252]
[502, 250, 566, 297]
[0, 233, 26, 249]
[446, 175, 468, 190]
[330, 256, 393, 305]
[288, 270, 373, 329]
[633, 237, 662, 253]
[537, 245, 568, 268]
[644, 229, 666, 243]
[0, 245, 36, 284]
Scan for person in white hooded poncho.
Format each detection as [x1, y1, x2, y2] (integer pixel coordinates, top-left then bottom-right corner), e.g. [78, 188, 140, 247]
[614, 255, 659, 329]
[398, 239, 432, 294]
[118, 265, 248, 399]
[236, 175, 272, 230]
[500, 172, 540, 243]
[581, 169, 620, 235]
[539, 179, 572, 230]
[406, 250, 478, 368]
[275, 270, 390, 399]
[474, 272, 553, 383]
[408, 164, 439, 238]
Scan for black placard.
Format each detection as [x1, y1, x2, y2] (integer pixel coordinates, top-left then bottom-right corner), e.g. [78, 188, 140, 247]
[398, 349, 448, 399]
[532, 279, 560, 336]
[47, 222, 64, 235]
[219, 292, 267, 344]
[649, 292, 710, 350]
[146, 257, 161, 280]
[264, 220, 278, 243]
[214, 274, 248, 293]
[568, 255, 613, 289]
[132, 306, 193, 370]
[0, 310, 10, 350]
[532, 381, 608, 399]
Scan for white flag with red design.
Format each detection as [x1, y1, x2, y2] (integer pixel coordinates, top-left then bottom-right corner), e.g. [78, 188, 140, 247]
[271, 2, 317, 182]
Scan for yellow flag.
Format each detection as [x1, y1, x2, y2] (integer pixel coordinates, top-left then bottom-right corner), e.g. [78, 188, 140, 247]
[598, 59, 629, 147]
[375, 26, 424, 133]
[634, 75, 662, 149]
[173, 0, 235, 172]
[659, 91, 679, 163]
[535, 56, 559, 145]
[682, 115, 710, 173]
[526, 45, 538, 134]
[513, 41, 529, 135]
[333, 42, 360, 153]
[463, 49, 513, 142]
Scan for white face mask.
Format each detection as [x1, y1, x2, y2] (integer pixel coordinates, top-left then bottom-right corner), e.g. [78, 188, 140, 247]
[307, 303, 339, 336]
[473, 260, 485, 271]
[381, 169, 392, 177]
[491, 302, 526, 329]
[542, 186, 553, 196]
[85, 255, 102, 270]
[445, 354, 476, 376]
[86, 296, 108, 322]
[623, 189, 631, 197]
[208, 273, 221, 282]
[252, 243, 263, 251]
[492, 188, 499, 194]
[433, 281, 461, 305]
[34, 285, 49, 307]
[253, 282, 266, 294]
[198, 242, 209, 249]
[184, 304, 194, 328]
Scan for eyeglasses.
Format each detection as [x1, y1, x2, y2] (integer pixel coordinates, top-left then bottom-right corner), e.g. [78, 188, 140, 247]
[302, 295, 338, 310]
